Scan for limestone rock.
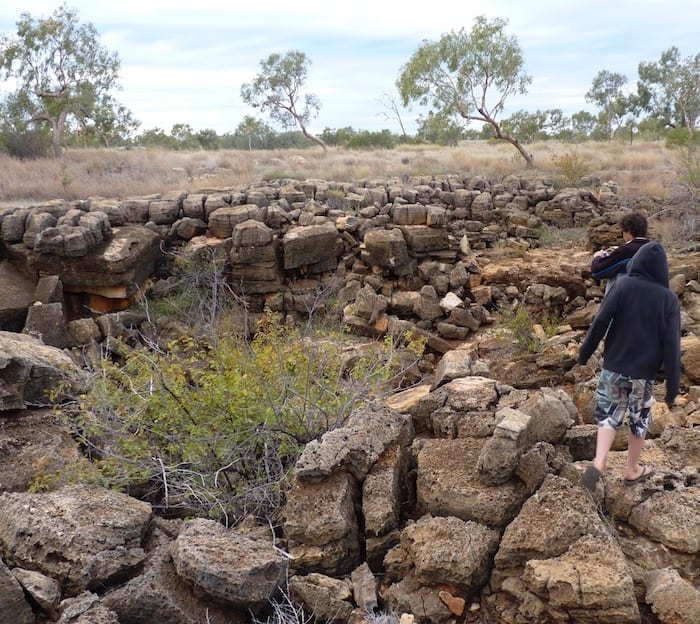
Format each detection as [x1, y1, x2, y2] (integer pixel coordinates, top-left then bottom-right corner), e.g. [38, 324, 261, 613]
[0, 485, 152, 594]
[0, 331, 85, 410]
[283, 472, 361, 576]
[172, 518, 287, 610]
[0, 260, 36, 332]
[401, 515, 499, 591]
[283, 222, 342, 271]
[477, 407, 532, 485]
[0, 559, 34, 624]
[56, 592, 119, 624]
[412, 375, 505, 437]
[522, 534, 640, 623]
[629, 488, 700, 554]
[33, 224, 160, 299]
[493, 476, 611, 577]
[350, 562, 378, 612]
[380, 571, 452, 624]
[289, 573, 354, 623]
[12, 567, 61, 618]
[101, 541, 244, 624]
[208, 205, 263, 239]
[362, 444, 408, 539]
[416, 437, 530, 528]
[646, 567, 700, 624]
[23, 301, 72, 348]
[295, 400, 413, 481]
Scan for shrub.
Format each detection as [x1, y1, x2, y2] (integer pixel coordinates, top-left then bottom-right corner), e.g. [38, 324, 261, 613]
[45, 305, 423, 525]
[495, 305, 541, 354]
[550, 151, 591, 187]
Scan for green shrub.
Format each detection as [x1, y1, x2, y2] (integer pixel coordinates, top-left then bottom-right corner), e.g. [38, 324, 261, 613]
[550, 151, 591, 187]
[46, 309, 421, 525]
[495, 306, 541, 354]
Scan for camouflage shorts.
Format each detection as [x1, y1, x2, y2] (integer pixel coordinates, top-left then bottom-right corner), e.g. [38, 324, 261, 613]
[595, 369, 654, 437]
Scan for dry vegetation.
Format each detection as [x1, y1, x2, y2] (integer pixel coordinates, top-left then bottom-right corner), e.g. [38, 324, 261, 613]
[2, 139, 696, 251]
[0, 140, 684, 205]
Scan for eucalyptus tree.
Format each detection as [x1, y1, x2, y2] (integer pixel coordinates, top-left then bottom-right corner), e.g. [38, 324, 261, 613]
[637, 46, 700, 136]
[585, 70, 630, 141]
[396, 15, 534, 167]
[241, 50, 327, 151]
[0, 4, 128, 157]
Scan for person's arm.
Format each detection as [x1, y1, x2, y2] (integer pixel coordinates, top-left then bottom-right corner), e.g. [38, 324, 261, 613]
[591, 244, 635, 279]
[577, 290, 618, 364]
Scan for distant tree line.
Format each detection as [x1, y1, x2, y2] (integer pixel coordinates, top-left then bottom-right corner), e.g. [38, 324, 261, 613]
[0, 6, 698, 161]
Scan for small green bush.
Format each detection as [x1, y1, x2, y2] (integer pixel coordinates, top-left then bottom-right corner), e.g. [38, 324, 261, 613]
[495, 306, 540, 354]
[551, 151, 591, 187]
[46, 308, 422, 525]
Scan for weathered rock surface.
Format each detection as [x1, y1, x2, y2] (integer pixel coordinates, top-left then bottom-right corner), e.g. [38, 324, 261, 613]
[0, 331, 85, 410]
[0, 485, 152, 594]
[0, 175, 698, 624]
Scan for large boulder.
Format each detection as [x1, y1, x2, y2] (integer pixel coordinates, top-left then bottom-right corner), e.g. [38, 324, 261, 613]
[0, 331, 85, 411]
[295, 400, 413, 481]
[0, 408, 90, 491]
[283, 472, 361, 576]
[32, 224, 161, 302]
[399, 514, 499, 591]
[0, 485, 152, 594]
[0, 260, 35, 332]
[646, 567, 700, 624]
[171, 518, 288, 611]
[282, 223, 343, 271]
[416, 437, 530, 528]
[0, 559, 34, 624]
[101, 539, 245, 624]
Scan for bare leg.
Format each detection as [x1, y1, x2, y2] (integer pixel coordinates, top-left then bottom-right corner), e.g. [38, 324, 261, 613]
[593, 427, 618, 474]
[625, 432, 646, 481]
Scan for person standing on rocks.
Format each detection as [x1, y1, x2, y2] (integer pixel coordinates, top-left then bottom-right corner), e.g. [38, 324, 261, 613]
[577, 241, 681, 490]
[591, 211, 649, 293]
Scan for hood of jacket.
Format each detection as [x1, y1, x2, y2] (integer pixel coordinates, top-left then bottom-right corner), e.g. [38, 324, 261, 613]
[626, 241, 669, 288]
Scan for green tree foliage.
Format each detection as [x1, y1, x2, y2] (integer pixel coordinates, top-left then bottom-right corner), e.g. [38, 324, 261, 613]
[318, 126, 402, 149]
[0, 93, 53, 158]
[501, 110, 548, 143]
[637, 46, 700, 135]
[67, 99, 140, 148]
[232, 115, 276, 150]
[570, 110, 599, 141]
[396, 15, 535, 167]
[134, 127, 174, 149]
[345, 129, 397, 149]
[416, 110, 465, 146]
[585, 70, 631, 141]
[0, 3, 128, 157]
[241, 50, 327, 151]
[320, 126, 357, 147]
[195, 128, 220, 151]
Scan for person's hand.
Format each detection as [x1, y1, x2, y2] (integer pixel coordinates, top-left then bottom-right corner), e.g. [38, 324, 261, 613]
[593, 246, 616, 259]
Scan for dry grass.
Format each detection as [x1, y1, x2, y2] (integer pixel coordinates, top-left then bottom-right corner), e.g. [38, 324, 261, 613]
[0, 140, 687, 204]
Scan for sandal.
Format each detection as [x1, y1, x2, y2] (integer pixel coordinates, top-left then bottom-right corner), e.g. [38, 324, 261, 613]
[581, 465, 601, 491]
[624, 464, 655, 486]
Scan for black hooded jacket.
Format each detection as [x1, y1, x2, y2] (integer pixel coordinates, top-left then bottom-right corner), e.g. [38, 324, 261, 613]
[577, 242, 681, 405]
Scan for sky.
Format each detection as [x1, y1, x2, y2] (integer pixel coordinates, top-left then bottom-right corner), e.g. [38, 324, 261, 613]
[0, 0, 698, 137]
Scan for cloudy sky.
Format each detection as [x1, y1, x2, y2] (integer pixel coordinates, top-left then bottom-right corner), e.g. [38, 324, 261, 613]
[0, 0, 698, 136]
